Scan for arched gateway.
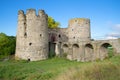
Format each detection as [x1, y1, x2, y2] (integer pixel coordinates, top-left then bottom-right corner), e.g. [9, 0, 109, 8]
[99, 43, 114, 60]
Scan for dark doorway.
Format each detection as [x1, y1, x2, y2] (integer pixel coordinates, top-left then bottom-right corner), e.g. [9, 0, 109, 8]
[48, 42, 56, 58]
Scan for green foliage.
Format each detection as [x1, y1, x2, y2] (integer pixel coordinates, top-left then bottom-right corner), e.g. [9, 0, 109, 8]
[0, 33, 16, 59]
[48, 16, 60, 29]
[108, 47, 114, 58]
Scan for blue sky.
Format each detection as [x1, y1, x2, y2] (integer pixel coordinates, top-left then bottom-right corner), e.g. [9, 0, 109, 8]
[0, 0, 120, 39]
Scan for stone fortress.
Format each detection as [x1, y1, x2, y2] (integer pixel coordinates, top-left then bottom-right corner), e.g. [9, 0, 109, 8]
[15, 9, 120, 61]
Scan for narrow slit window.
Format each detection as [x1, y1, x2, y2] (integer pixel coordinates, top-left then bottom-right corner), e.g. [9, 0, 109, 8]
[24, 32, 27, 38]
[24, 22, 26, 25]
[59, 34, 61, 38]
[40, 34, 42, 37]
[29, 43, 32, 46]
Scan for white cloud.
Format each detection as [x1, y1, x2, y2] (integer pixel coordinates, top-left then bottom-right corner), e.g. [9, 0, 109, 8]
[105, 36, 118, 39]
[105, 32, 120, 39]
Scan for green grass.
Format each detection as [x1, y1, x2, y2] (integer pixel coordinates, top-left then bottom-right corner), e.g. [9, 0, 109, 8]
[0, 56, 120, 80]
[0, 57, 80, 80]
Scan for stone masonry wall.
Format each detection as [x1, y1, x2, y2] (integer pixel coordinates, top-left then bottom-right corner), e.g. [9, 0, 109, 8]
[68, 18, 91, 42]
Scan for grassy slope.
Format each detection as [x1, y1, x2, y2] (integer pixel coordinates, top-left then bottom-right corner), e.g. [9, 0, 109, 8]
[0, 56, 120, 80]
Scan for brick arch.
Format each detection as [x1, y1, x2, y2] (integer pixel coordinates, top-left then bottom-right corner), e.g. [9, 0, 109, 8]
[84, 44, 94, 61]
[99, 43, 114, 60]
[72, 44, 79, 60]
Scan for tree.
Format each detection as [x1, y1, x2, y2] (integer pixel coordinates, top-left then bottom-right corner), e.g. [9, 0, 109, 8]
[0, 33, 16, 58]
[48, 16, 60, 28]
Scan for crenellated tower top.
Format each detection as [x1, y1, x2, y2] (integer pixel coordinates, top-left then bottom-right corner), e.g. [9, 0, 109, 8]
[18, 9, 48, 20]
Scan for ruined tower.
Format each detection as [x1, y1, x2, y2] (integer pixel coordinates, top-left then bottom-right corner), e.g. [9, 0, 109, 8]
[68, 18, 91, 42]
[15, 9, 48, 61]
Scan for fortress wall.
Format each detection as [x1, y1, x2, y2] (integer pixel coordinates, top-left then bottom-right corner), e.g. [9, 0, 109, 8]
[48, 28, 68, 42]
[48, 28, 68, 56]
[61, 39, 120, 62]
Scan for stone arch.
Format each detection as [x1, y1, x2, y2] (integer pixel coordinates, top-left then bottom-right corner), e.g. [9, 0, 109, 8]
[63, 44, 69, 56]
[99, 43, 114, 60]
[72, 44, 79, 60]
[84, 44, 94, 61]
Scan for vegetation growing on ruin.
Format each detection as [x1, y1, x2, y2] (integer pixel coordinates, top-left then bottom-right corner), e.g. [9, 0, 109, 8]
[48, 16, 60, 28]
[0, 56, 120, 80]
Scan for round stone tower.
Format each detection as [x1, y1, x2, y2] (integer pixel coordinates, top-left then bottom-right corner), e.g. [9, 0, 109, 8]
[15, 9, 48, 61]
[68, 18, 91, 42]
